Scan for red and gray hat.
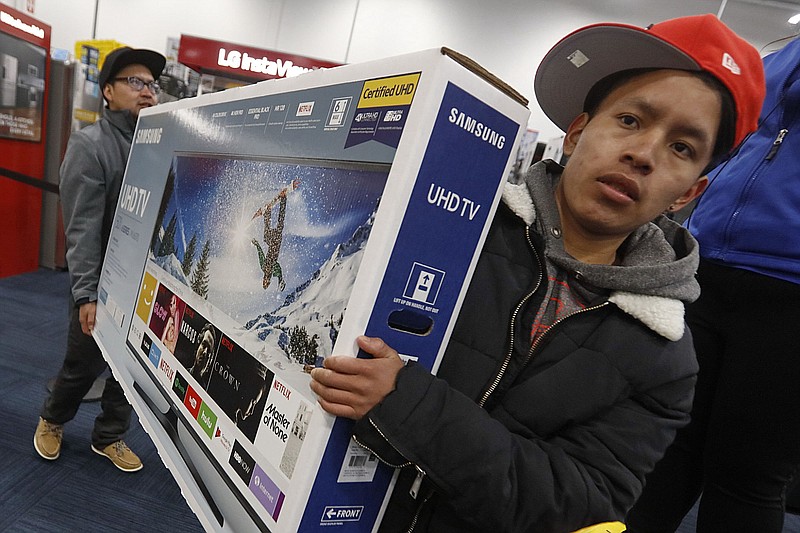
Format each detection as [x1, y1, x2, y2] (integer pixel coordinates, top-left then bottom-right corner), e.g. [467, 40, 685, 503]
[534, 14, 766, 148]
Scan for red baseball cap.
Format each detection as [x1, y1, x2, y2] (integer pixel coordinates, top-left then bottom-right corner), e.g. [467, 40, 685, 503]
[534, 14, 765, 149]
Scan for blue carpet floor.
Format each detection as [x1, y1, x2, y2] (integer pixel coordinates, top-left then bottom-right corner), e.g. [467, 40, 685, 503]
[0, 268, 203, 533]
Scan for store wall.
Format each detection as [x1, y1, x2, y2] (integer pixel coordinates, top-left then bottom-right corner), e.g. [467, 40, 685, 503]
[25, 0, 800, 141]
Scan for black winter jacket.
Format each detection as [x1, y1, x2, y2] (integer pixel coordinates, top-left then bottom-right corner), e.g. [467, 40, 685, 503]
[353, 161, 699, 533]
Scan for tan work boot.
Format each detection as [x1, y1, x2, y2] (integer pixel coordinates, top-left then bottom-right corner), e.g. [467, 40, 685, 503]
[91, 440, 143, 472]
[34, 417, 63, 460]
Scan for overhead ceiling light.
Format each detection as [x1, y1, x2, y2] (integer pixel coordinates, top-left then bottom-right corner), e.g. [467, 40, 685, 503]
[789, 13, 800, 25]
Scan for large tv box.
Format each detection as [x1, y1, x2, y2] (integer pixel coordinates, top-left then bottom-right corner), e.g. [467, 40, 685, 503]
[93, 47, 529, 532]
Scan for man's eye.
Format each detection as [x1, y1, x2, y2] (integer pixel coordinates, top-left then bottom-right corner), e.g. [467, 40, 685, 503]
[619, 115, 637, 127]
[673, 142, 694, 157]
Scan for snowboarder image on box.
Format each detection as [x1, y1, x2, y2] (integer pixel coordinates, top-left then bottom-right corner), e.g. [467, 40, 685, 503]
[251, 179, 300, 292]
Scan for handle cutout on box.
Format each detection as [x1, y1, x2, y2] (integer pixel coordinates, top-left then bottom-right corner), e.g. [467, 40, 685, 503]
[387, 309, 433, 336]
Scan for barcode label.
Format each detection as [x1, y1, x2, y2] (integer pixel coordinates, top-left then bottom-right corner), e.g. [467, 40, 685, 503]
[349, 455, 367, 467]
[337, 438, 379, 483]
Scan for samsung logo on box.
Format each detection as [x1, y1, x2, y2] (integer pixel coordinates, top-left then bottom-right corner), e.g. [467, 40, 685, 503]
[448, 107, 505, 150]
[135, 127, 162, 144]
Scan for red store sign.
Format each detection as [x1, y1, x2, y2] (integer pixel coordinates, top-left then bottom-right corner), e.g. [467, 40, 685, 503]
[178, 34, 342, 82]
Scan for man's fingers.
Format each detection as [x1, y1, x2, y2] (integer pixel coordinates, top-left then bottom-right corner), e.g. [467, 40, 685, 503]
[311, 361, 347, 389]
[321, 355, 360, 374]
[316, 397, 358, 419]
[79, 302, 97, 336]
[80, 314, 94, 335]
[309, 336, 405, 420]
[356, 336, 398, 359]
[309, 377, 353, 404]
[320, 337, 400, 372]
[309, 376, 365, 420]
[311, 365, 369, 392]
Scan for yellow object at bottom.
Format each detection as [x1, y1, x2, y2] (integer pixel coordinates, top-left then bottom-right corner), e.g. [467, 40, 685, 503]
[572, 521, 626, 533]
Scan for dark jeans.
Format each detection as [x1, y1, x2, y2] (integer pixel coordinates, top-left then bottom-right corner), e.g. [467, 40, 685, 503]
[626, 260, 800, 532]
[40, 302, 132, 448]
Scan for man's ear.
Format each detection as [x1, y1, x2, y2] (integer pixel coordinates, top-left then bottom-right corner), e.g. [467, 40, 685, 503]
[562, 113, 590, 157]
[671, 175, 709, 211]
[102, 83, 113, 104]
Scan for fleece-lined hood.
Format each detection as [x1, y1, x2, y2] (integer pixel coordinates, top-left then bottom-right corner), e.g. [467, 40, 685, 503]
[502, 160, 701, 341]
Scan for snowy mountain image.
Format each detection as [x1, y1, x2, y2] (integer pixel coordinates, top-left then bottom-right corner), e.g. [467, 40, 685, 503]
[244, 209, 376, 360]
[151, 250, 188, 285]
[146, 153, 389, 379]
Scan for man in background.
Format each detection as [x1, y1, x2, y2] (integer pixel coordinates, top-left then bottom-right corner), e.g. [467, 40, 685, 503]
[34, 47, 165, 472]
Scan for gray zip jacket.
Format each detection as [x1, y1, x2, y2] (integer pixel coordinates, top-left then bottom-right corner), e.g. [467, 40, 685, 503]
[60, 108, 136, 305]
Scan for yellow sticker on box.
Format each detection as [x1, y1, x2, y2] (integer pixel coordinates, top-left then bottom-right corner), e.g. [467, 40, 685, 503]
[358, 73, 421, 108]
[136, 271, 158, 323]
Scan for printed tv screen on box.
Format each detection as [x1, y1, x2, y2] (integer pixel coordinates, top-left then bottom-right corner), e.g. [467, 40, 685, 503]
[92, 47, 529, 532]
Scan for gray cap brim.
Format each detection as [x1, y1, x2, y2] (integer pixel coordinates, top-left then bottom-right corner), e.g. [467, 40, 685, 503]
[534, 24, 700, 132]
